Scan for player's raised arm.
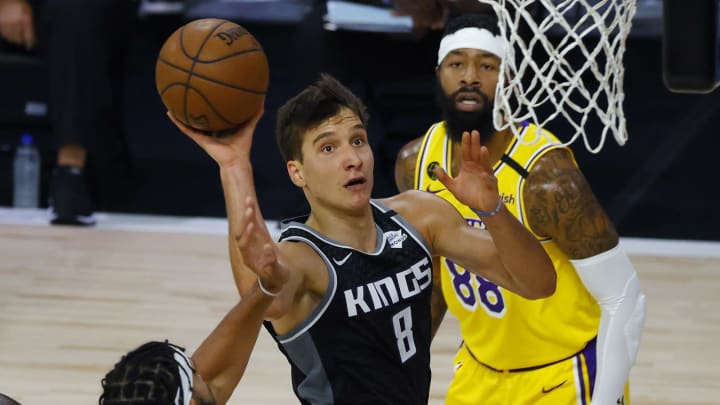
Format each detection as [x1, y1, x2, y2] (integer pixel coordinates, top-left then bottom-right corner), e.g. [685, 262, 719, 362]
[167, 109, 297, 310]
[168, 108, 302, 319]
[428, 130, 555, 299]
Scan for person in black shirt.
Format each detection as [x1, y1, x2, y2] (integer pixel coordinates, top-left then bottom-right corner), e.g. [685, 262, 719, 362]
[168, 73, 556, 404]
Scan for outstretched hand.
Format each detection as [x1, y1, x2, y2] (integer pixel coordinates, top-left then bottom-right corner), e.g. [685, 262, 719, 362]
[166, 102, 264, 168]
[234, 196, 289, 294]
[434, 130, 500, 213]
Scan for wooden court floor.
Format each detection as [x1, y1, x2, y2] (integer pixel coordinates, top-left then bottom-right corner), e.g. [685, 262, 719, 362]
[0, 219, 718, 404]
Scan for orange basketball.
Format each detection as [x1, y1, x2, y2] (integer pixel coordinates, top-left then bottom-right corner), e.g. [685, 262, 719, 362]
[155, 18, 269, 133]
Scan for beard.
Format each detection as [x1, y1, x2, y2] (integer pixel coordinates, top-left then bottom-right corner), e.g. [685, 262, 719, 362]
[435, 82, 496, 145]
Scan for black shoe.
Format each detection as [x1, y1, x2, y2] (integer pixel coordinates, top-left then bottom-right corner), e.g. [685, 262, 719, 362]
[49, 166, 96, 226]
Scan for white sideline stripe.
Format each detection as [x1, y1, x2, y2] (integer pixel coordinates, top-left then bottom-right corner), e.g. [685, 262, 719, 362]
[0, 207, 282, 241]
[619, 237, 720, 259]
[1, 207, 718, 258]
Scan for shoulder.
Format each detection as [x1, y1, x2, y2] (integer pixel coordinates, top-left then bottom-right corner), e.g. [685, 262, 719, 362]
[396, 136, 425, 162]
[276, 237, 330, 300]
[277, 238, 326, 272]
[524, 147, 589, 203]
[394, 136, 426, 192]
[381, 190, 463, 234]
[523, 147, 618, 257]
[526, 147, 578, 183]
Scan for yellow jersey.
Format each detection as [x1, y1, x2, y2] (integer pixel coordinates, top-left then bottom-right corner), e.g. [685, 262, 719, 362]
[414, 121, 600, 370]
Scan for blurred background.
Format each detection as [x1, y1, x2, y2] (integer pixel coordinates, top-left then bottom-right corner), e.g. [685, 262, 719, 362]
[1, 0, 719, 241]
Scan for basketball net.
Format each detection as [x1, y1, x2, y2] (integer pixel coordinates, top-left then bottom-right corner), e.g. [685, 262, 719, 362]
[480, 0, 637, 153]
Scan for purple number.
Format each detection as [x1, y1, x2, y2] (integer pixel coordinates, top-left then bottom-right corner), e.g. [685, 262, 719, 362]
[446, 259, 476, 308]
[476, 276, 505, 314]
[446, 258, 506, 315]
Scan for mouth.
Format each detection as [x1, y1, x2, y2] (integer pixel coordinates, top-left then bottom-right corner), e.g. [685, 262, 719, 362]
[344, 176, 367, 189]
[454, 92, 485, 112]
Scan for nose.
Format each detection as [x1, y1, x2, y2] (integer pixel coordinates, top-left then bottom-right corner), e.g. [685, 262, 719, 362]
[343, 146, 363, 170]
[460, 64, 480, 87]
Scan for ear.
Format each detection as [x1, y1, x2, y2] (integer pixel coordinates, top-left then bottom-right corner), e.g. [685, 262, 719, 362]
[287, 160, 305, 187]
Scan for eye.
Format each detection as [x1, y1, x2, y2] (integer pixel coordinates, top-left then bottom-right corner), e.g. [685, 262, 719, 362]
[481, 63, 498, 71]
[352, 137, 365, 146]
[321, 144, 334, 153]
[449, 61, 462, 68]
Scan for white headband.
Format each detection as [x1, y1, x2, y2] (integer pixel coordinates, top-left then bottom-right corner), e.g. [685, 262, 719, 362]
[437, 27, 505, 66]
[172, 348, 194, 405]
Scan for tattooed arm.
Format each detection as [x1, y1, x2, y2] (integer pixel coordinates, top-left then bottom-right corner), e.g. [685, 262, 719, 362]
[524, 147, 645, 405]
[523, 148, 618, 258]
[394, 137, 424, 192]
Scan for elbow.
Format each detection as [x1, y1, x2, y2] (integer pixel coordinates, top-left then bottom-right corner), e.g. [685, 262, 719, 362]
[525, 264, 557, 300]
[539, 269, 557, 298]
[538, 261, 558, 298]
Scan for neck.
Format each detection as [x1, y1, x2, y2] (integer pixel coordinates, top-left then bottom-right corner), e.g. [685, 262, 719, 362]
[306, 205, 378, 252]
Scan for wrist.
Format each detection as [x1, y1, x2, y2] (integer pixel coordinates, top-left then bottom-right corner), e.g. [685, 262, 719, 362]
[257, 277, 282, 297]
[471, 196, 503, 218]
[219, 159, 252, 174]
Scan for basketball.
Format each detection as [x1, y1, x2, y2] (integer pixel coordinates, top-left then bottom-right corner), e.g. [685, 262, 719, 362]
[155, 18, 269, 133]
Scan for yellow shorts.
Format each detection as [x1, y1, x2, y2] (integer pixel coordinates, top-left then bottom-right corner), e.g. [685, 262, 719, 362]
[444, 339, 631, 405]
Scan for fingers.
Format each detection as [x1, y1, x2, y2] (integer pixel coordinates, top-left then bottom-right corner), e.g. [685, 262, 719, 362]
[460, 130, 491, 170]
[261, 243, 282, 279]
[166, 111, 209, 141]
[234, 205, 255, 249]
[479, 144, 492, 172]
[469, 131, 483, 163]
[469, 130, 491, 171]
[433, 165, 451, 187]
[461, 131, 471, 163]
[206, 100, 264, 139]
[21, 15, 34, 49]
[166, 111, 189, 133]
[234, 197, 272, 255]
[470, 130, 492, 172]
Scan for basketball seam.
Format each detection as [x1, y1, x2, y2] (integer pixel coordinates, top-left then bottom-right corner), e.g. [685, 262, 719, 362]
[192, 48, 265, 64]
[180, 20, 231, 125]
[157, 57, 267, 95]
[185, 87, 236, 127]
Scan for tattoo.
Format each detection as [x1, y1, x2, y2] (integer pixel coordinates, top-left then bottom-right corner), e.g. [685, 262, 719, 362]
[394, 138, 424, 192]
[524, 149, 618, 259]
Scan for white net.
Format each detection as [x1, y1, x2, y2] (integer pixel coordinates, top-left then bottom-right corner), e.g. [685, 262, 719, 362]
[479, 0, 637, 153]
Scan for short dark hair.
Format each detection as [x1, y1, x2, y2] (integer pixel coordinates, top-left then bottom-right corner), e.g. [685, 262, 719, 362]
[443, 13, 501, 37]
[100, 341, 189, 405]
[275, 73, 369, 162]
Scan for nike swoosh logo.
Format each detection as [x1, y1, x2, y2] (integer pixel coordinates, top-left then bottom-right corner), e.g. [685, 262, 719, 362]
[332, 252, 352, 266]
[425, 185, 446, 194]
[541, 379, 567, 394]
